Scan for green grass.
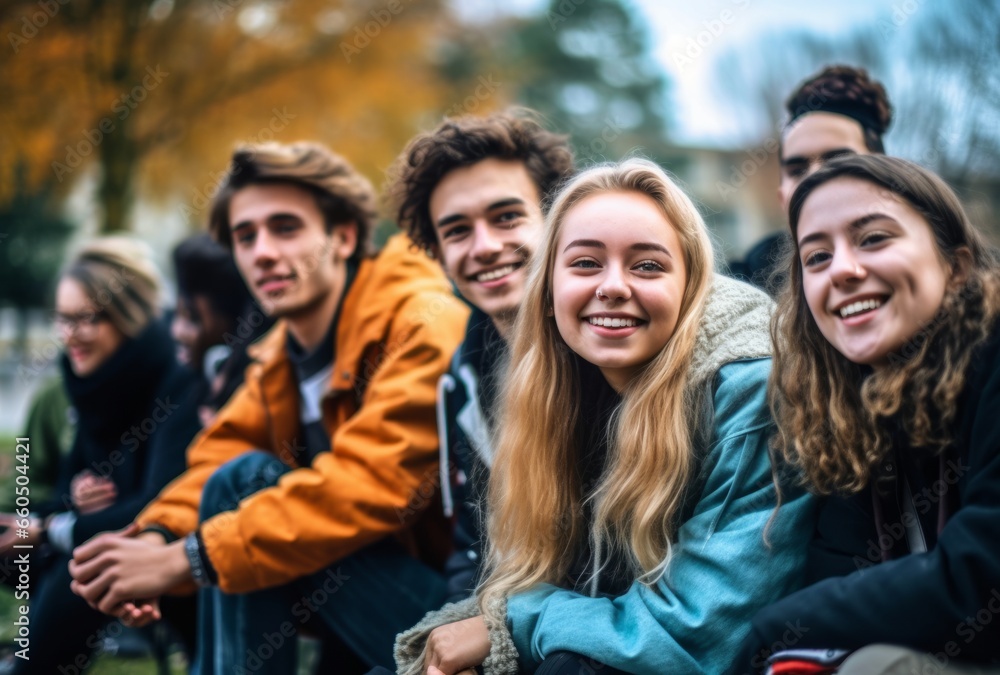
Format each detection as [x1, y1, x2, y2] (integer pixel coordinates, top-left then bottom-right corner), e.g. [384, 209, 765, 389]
[0, 588, 186, 674]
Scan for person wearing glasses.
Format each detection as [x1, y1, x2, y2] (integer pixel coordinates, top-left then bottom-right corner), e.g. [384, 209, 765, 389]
[0, 237, 201, 674]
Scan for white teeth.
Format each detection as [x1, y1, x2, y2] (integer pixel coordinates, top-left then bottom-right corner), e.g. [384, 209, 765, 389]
[839, 298, 883, 318]
[476, 264, 516, 282]
[588, 317, 638, 328]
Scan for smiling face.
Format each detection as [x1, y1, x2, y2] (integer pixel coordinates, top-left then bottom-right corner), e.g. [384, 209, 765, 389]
[56, 278, 126, 377]
[429, 158, 544, 336]
[229, 183, 356, 339]
[797, 177, 957, 369]
[779, 113, 871, 211]
[552, 190, 688, 391]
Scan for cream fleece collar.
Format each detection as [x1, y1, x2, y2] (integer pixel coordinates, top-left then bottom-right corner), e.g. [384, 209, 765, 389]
[687, 273, 775, 390]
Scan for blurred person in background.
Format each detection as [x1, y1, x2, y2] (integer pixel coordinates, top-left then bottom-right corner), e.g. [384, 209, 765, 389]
[0, 237, 202, 674]
[731, 65, 893, 295]
[171, 233, 274, 427]
[0, 376, 73, 514]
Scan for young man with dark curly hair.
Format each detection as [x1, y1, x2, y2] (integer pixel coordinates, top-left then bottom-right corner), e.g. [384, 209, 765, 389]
[69, 141, 469, 673]
[778, 65, 893, 209]
[737, 65, 893, 294]
[388, 109, 575, 603]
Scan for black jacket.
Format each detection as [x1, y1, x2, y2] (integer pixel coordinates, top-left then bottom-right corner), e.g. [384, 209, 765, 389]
[731, 318, 1000, 673]
[43, 317, 201, 547]
[437, 309, 505, 602]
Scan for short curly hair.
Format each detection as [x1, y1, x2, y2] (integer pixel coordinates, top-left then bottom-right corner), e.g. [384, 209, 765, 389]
[208, 142, 377, 263]
[785, 65, 893, 153]
[387, 109, 575, 255]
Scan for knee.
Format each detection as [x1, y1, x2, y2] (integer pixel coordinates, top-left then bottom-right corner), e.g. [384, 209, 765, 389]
[837, 645, 926, 675]
[199, 450, 288, 521]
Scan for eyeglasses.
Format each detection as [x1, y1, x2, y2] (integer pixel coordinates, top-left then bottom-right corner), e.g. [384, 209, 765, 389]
[54, 311, 108, 336]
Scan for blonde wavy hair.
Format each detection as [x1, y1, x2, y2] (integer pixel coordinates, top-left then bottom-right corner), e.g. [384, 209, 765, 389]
[63, 237, 164, 337]
[479, 158, 716, 617]
[772, 154, 1000, 494]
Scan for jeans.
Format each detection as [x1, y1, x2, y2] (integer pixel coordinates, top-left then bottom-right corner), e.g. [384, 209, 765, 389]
[193, 451, 448, 674]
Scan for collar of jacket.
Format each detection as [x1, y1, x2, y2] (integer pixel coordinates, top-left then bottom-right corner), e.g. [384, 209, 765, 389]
[687, 273, 775, 391]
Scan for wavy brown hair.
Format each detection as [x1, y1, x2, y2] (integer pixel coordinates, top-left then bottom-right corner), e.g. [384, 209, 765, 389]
[772, 154, 1000, 494]
[478, 159, 715, 618]
[208, 142, 377, 263]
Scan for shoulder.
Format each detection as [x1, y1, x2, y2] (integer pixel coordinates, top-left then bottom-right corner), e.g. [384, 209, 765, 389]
[346, 234, 468, 332]
[968, 316, 1000, 384]
[355, 235, 456, 307]
[689, 275, 774, 387]
[709, 357, 772, 444]
[152, 359, 202, 418]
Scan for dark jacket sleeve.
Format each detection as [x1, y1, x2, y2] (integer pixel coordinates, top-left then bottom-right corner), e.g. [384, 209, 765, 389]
[731, 345, 1000, 673]
[70, 367, 202, 546]
[36, 434, 87, 517]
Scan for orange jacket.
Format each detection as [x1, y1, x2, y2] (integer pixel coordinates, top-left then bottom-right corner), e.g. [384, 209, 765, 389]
[136, 235, 468, 594]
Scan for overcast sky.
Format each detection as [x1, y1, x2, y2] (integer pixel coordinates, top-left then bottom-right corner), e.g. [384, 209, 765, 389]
[454, 0, 903, 147]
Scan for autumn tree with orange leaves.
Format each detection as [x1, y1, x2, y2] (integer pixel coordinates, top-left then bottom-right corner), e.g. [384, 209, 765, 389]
[0, 0, 486, 233]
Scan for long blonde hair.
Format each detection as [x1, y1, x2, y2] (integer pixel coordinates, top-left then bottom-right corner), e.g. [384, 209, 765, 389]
[479, 159, 715, 616]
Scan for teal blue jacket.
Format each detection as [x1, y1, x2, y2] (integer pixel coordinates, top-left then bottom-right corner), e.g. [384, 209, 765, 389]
[506, 358, 816, 674]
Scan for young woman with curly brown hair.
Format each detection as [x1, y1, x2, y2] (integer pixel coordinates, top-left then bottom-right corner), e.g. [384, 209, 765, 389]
[731, 154, 1000, 675]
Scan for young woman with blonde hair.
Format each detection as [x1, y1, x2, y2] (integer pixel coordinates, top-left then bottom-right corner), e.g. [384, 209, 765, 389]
[395, 158, 816, 674]
[732, 155, 1000, 674]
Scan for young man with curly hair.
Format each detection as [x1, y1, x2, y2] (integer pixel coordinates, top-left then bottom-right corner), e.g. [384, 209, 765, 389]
[388, 109, 575, 603]
[69, 141, 469, 672]
[737, 65, 893, 294]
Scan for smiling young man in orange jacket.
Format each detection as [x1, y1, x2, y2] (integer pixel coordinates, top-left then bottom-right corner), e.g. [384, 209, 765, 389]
[68, 141, 468, 672]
